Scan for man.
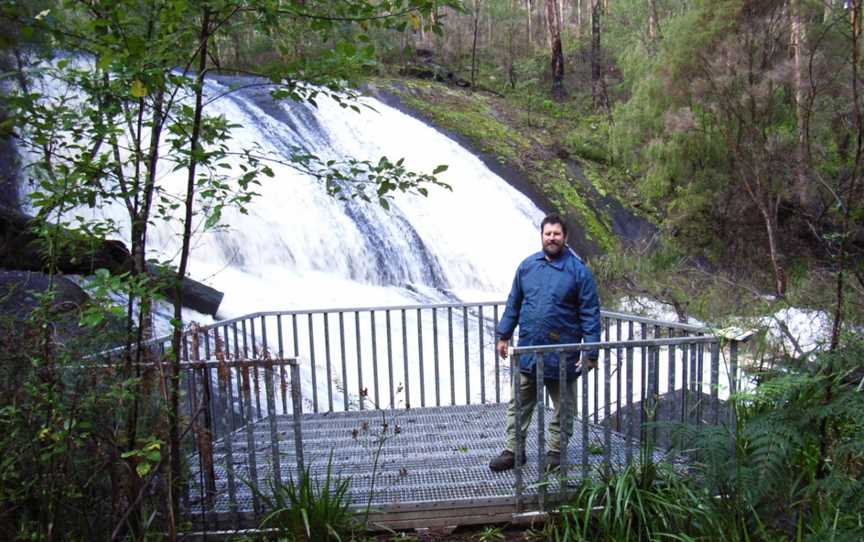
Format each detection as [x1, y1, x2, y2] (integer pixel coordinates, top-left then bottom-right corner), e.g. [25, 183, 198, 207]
[489, 214, 602, 472]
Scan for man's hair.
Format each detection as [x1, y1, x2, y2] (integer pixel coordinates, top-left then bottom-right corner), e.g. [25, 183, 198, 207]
[540, 214, 567, 236]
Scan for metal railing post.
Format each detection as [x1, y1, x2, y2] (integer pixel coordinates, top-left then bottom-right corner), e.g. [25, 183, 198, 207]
[264, 359, 282, 484]
[289, 358, 304, 475]
[536, 353, 546, 511]
[512, 350, 524, 514]
[558, 347, 569, 503]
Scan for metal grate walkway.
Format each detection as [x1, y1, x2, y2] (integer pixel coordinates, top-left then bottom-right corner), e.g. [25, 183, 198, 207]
[186, 402, 663, 530]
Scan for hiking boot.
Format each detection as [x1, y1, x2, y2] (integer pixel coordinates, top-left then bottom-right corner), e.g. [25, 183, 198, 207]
[489, 450, 527, 472]
[545, 451, 561, 472]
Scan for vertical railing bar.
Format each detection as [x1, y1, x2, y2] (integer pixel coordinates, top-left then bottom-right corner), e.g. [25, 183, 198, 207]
[222, 325, 240, 428]
[277, 315, 287, 415]
[250, 318, 258, 358]
[479, 306, 486, 404]
[536, 353, 546, 512]
[231, 323, 244, 425]
[602, 318, 610, 431]
[307, 313, 318, 413]
[277, 315, 284, 358]
[260, 315, 268, 358]
[264, 360, 282, 484]
[371, 310, 380, 409]
[690, 339, 698, 426]
[593, 334, 599, 424]
[203, 326, 211, 359]
[240, 362, 260, 517]
[463, 306, 470, 404]
[355, 311, 364, 411]
[292, 313, 300, 418]
[512, 351, 523, 513]
[291, 314, 299, 360]
[243, 320, 262, 418]
[653, 326, 662, 446]
[581, 349, 590, 479]
[448, 307, 456, 406]
[290, 360, 305, 476]
[197, 366, 216, 532]
[615, 319, 622, 432]
[432, 308, 441, 407]
[626, 340, 634, 464]
[639, 322, 648, 441]
[696, 342, 705, 427]
[208, 330, 221, 441]
[178, 343, 192, 515]
[711, 340, 720, 425]
[681, 341, 689, 424]
[402, 309, 410, 409]
[249, 320, 261, 421]
[217, 362, 239, 528]
[279, 362, 288, 417]
[241, 319, 249, 359]
[730, 340, 739, 428]
[339, 312, 349, 411]
[417, 308, 425, 408]
[654, 325, 661, 405]
[558, 347, 568, 503]
[183, 336, 195, 430]
[324, 314, 334, 413]
[493, 305, 501, 404]
[195, 340, 217, 506]
[231, 321, 240, 363]
[603, 340, 611, 475]
[668, 328, 676, 405]
[386, 310, 395, 409]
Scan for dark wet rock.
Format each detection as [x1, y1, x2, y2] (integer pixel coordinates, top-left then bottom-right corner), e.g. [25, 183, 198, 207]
[605, 390, 731, 450]
[0, 269, 87, 319]
[0, 205, 224, 315]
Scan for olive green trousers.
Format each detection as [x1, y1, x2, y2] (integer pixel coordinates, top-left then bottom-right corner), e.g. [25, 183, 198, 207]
[504, 370, 580, 454]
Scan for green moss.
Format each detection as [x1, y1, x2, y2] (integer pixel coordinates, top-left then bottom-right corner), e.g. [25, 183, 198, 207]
[394, 90, 530, 164]
[534, 160, 617, 253]
[376, 77, 625, 254]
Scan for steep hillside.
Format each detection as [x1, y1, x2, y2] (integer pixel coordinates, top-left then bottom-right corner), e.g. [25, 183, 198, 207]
[367, 78, 656, 259]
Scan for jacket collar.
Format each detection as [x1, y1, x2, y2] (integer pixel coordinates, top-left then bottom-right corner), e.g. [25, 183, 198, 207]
[533, 247, 571, 270]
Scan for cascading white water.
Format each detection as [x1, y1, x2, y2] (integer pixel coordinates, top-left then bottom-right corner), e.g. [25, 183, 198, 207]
[142, 76, 545, 316]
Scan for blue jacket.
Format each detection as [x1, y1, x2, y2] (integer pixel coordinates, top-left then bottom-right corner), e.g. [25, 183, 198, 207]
[496, 248, 602, 380]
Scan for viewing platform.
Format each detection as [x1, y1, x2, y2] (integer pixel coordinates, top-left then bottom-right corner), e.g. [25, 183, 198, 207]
[123, 302, 744, 536]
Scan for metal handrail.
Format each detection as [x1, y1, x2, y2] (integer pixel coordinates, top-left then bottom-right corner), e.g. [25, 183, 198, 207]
[95, 304, 710, 357]
[510, 335, 720, 355]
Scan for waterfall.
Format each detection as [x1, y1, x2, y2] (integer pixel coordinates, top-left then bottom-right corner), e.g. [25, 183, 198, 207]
[143, 77, 545, 317]
[18, 70, 544, 323]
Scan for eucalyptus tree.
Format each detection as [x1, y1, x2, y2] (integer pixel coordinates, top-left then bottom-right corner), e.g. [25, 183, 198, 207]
[610, 0, 863, 312]
[1, 0, 459, 538]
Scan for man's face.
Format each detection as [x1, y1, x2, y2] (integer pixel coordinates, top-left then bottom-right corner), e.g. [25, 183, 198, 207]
[541, 222, 567, 258]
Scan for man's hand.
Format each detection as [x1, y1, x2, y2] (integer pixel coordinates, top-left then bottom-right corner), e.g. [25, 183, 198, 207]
[575, 357, 598, 372]
[496, 339, 509, 359]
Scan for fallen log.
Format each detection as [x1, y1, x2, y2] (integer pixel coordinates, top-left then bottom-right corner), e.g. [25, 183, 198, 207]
[0, 205, 223, 315]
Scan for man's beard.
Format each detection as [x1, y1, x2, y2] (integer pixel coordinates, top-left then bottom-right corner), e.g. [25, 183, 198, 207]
[543, 242, 563, 258]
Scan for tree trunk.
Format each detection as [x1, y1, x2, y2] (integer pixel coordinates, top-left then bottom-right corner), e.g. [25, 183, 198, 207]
[526, 0, 532, 50]
[471, 5, 479, 87]
[791, 0, 813, 210]
[559, 0, 566, 36]
[648, 0, 661, 42]
[546, 0, 565, 96]
[576, 0, 582, 39]
[591, 0, 606, 109]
